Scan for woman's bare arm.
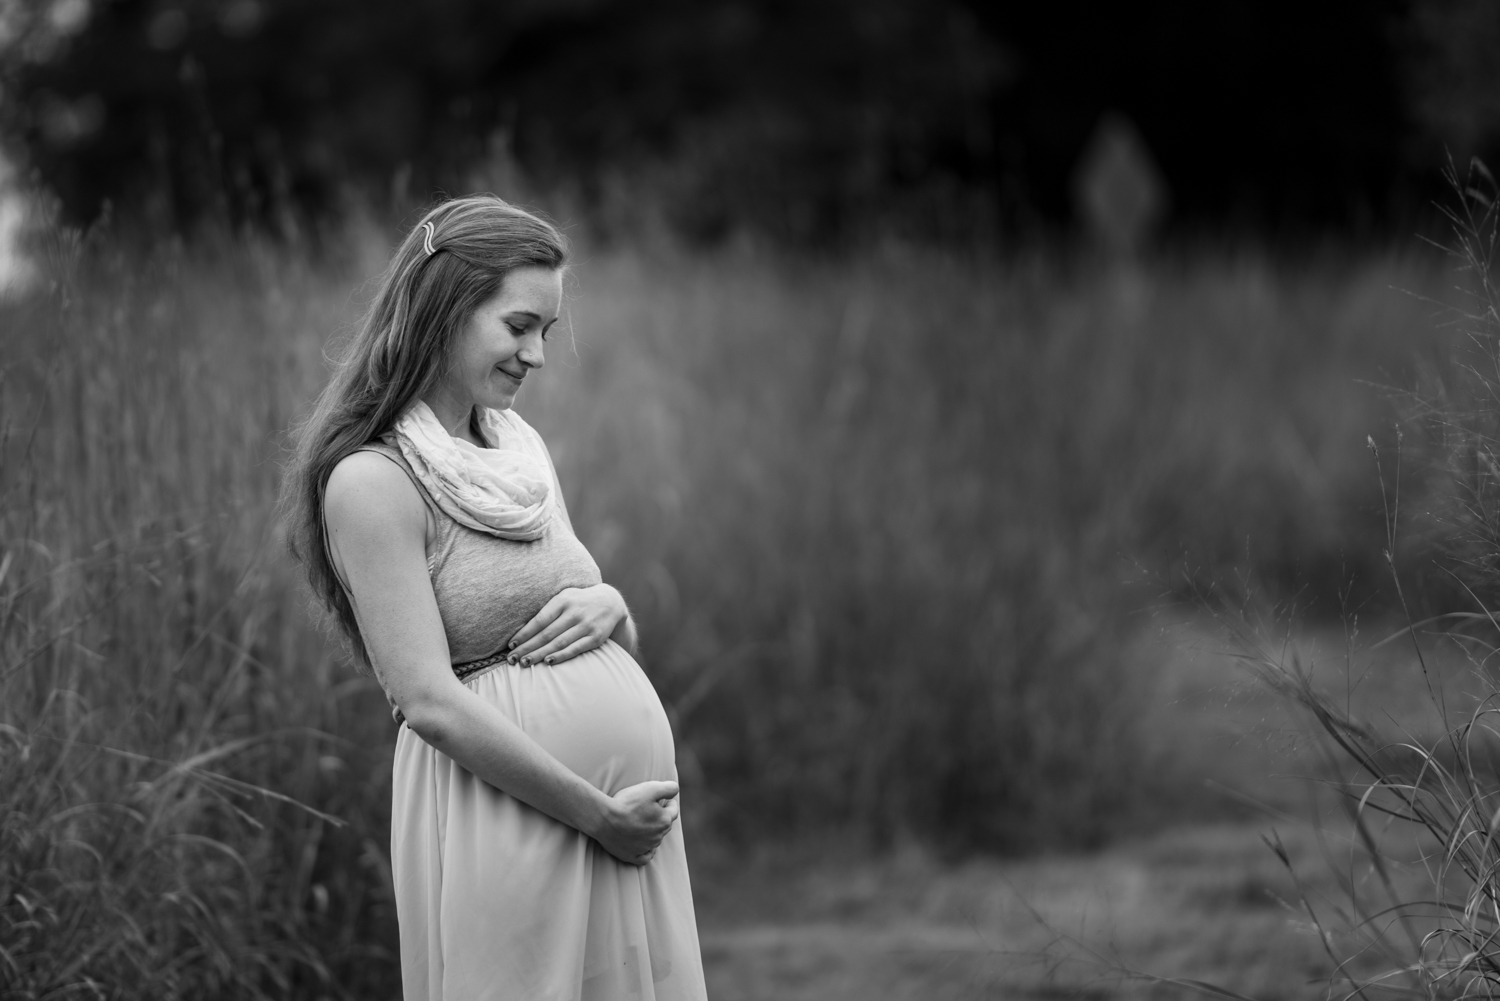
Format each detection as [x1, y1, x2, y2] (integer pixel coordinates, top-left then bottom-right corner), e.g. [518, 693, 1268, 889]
[324, 452, 675, 862]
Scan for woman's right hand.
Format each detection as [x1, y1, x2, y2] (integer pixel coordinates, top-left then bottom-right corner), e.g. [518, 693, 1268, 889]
[590, 780, 680, 866]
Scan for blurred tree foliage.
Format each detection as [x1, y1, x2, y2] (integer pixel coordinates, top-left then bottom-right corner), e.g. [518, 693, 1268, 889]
[0, 0, 1007, 241]
[1403, 0, 1500, 168]
[0, 0, 1486, 243]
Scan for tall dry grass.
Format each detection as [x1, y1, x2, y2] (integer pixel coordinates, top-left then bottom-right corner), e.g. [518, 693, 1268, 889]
[0, 212, 1450, 994]
[0, 230, 398, 998]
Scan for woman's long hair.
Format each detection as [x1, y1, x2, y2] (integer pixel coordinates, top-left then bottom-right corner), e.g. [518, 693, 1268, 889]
[281, 196, 568, 664]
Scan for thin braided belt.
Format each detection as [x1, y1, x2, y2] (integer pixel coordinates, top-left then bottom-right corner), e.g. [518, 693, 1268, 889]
[391, 650, 512, 727]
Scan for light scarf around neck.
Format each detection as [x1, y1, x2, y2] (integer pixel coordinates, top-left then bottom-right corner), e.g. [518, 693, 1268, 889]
[393, 400, 554, 541]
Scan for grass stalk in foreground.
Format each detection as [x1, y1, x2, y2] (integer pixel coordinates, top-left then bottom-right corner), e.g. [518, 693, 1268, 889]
[1213, 161, 1500, 1001]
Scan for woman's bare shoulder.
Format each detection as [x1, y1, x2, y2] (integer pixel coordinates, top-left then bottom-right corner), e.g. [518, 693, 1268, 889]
[325, 450, 427, 537]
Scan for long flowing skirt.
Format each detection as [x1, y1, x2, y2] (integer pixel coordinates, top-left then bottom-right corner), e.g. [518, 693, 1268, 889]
[390, 640, 707, 1001]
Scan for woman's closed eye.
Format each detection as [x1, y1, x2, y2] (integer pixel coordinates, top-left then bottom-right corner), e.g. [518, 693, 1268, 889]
[508, 321, 556, 341]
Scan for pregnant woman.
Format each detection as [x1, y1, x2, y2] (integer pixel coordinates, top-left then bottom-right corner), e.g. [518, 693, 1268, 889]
[283, 196, 707, 1000]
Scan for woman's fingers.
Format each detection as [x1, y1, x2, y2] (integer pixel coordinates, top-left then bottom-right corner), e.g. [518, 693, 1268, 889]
[508, 610, 585, 662]
[509, 613, 573, 654]
[600, 826, 666, 864]
[507, 584, 625, 663]
[515, 623, 590, 666]
[532, 631, 606, 666]
[507, 588, 598, 655]
[608, 827, 668, 866]
[660, 796, 681, 826]
[506, 592, 568, 650]
[509, 619, 578, 664]
[601, 843, 647, 865]
[635, 779, 679, 801]
[510, 615, 613, 663]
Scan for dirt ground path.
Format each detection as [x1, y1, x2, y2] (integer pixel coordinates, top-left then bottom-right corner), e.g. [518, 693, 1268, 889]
[692, 613, 1470, 999]
[696, 821, 1332, 1000]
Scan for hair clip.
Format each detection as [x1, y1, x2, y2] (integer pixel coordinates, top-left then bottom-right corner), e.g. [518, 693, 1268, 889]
[420, 221, 437, 256]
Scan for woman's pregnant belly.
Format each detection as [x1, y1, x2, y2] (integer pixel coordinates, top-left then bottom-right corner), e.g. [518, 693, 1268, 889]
[462, 639, 676, 795]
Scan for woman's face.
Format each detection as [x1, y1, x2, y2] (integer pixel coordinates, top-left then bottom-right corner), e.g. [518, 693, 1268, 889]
[436, 265, 563, 417]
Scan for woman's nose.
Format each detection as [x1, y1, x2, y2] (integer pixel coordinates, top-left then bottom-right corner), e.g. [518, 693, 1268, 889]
[518, 333, 545, 370]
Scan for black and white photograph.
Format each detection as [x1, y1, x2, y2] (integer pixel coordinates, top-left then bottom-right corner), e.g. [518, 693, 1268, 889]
[2, 2, 1499, 998]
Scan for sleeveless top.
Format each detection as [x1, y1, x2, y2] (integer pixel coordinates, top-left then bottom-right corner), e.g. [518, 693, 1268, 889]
[352, 434, 604, 720]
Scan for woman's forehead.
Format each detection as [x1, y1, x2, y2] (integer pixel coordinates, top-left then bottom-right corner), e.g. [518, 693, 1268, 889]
[491, 266, 563, 315]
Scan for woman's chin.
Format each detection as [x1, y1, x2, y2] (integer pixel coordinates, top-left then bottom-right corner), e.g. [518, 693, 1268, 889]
[478, 392, 518, 412]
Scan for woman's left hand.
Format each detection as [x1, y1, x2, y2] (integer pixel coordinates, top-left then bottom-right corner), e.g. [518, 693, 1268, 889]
[507, 584, 628, 667]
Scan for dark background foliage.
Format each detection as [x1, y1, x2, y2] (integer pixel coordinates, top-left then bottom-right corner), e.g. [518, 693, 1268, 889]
[1, 0, 1495, 243]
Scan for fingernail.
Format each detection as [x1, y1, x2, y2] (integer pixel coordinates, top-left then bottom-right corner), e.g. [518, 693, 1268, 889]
[544, 655, 554, 665]
[506, 655, 516, 665]
[521, 656, 532, 667]
[507, 640, 516, 649]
